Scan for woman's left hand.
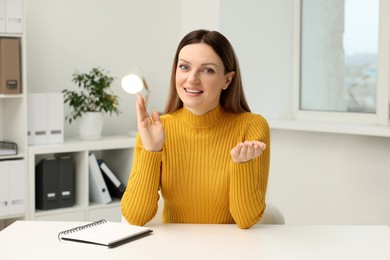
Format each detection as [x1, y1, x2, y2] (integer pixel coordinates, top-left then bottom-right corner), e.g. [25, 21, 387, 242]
[230, 141, 266, 163]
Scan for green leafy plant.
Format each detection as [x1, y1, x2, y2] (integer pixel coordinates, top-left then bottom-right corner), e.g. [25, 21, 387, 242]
[63, 67, 120, 124]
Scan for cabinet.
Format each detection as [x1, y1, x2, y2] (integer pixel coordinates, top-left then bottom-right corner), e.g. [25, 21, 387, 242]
[0, 0, 26, 225]
[27, 136, 135, 222]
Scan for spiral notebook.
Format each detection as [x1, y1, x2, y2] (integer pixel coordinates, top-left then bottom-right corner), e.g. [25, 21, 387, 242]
[57, 219, 152, 248]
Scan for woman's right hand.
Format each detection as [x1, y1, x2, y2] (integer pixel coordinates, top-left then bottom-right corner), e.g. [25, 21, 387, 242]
[136, 93, 165, 152]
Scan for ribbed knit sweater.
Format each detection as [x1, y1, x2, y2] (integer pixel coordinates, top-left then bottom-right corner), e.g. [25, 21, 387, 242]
[121, 105, 270, 229]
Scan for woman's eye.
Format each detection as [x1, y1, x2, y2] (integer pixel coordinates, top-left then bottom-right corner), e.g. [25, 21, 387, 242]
[179, 64, 189, 70]
[203, 68, 215, 74]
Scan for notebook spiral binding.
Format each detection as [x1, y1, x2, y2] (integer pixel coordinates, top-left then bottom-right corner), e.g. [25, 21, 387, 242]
[57, 219, 107, 241]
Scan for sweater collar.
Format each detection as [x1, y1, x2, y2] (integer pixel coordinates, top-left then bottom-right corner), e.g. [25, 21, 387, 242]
[179, 105, 224, 128]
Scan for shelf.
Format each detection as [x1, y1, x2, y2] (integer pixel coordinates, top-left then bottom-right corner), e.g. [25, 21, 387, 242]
[0, 94, 24, 99]
[35, 205, 85, 218]
[0, 33, 22, 38]
[28, 135, 135, 222]
[29, 135, 135, 154]
[0, 212, 25, 220]
[0, 0, 30, 226]
[89, 199, 121, 209]
[0, 152, 25, 161]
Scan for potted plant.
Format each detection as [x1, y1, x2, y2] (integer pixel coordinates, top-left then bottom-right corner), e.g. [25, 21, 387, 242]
[63, 67, 120, 140]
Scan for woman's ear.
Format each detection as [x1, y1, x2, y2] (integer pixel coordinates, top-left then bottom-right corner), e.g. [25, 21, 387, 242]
[223, 71, 235, 89]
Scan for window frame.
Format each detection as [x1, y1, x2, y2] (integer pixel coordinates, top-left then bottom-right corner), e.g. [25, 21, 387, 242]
[292, 0, 390, 126]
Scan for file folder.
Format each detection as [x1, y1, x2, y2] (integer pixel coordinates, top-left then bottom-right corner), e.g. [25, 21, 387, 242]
[47, 93, 64, 144]
[28, 93, 64, 145]
[0, 159, 25, 217]
[5, 0, 23, 33]
[58, 156, 75, 208]
[0, 0, 5, 33]
[8, 159, 25, 215]
[0, 38, 21, 94]
[98, 160, 126, 199]
[89, 153, 112, 204]
[0, 161, 8, 217]
[27, 93, 49, 145]
[35, 158, 59, 210]
[35, 157, 75, 210]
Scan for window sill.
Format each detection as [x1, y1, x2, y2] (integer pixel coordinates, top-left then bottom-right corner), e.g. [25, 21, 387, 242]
[268, 119, 390, 138]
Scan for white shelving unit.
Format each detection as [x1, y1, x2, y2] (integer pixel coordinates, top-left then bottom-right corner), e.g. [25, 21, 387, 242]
[27, 136, 135, 222]
[0, 0, 27, 226]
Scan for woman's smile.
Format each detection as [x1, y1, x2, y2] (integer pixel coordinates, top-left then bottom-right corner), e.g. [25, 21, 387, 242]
[175, 43, 233, 115]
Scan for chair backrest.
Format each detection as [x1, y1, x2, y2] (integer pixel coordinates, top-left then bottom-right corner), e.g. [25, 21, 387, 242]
[258, 202, 285, 224]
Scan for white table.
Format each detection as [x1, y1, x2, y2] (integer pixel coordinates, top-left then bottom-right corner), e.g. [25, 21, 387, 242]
[0, 221, 389, 260]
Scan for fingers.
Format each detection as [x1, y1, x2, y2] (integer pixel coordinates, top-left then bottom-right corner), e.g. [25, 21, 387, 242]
[151, 110, 161, 124]
[230, 141, 266, 163]
[136, 94, 146, 117]
[230, 144, 241, 161]
[136, 94, 151, 128]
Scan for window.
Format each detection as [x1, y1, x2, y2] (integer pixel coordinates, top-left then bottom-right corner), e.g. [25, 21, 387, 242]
[294, 0, 389, 125]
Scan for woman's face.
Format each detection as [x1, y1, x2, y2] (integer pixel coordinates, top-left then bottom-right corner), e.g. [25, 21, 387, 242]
[175, 43, 234, 115]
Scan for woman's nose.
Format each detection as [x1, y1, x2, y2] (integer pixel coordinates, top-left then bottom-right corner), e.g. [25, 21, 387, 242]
[187, 70, 200, 83]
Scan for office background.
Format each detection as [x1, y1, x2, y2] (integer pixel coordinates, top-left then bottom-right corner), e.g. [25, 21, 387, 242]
[25, 0, 390, 225]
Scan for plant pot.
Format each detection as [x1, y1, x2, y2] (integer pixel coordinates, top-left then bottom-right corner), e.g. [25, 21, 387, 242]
[78, 112, 104, 140]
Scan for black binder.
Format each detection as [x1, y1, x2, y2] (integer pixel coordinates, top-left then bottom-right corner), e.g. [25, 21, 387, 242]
[58, 156, 75, 208]
[36, 158, 58, 210]
[35, 157, 75, 210]
[97, 159, 126, 199]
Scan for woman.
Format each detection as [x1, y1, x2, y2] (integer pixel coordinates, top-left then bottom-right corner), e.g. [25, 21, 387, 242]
[121, 29, 270, 229]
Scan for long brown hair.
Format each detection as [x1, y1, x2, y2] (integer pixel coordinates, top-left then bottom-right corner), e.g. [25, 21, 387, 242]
[164, 29, 251, 114]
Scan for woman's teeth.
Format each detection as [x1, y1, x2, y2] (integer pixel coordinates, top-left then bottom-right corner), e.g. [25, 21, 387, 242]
[185, 88, 203, 94]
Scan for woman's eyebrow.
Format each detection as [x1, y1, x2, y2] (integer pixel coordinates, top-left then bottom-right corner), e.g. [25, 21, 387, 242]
[178, 58, 218, 67]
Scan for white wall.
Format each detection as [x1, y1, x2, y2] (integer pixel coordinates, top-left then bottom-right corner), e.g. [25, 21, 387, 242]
[218, 0, 390, 225]
[180, 0, 220, 37]
[270, 129, 390, 225]
[219, 0, 293, 120]
[25, 0, 181, 137]
[25, 0, 390, 225]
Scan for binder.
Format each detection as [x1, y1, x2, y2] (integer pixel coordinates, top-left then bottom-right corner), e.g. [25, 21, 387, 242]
[35, 158, 59, 210]
[47, 93, 64, 144]
[8, 159, 25, 215]
[0, 159, 25, 217]
[88, 153, 112, 204]
[98, 160, 126, 199]
[28, 93, 64, 145]
[35, 157, 75, 210]
[5, 0, 23, 33]
[0, 0, 5, 33]
[0, 38, 21, 94]
[27, 93, 49, 145]
[58, 156, 75, 208]
[27, 96, 33, 144]
[0, 161, 8, 217]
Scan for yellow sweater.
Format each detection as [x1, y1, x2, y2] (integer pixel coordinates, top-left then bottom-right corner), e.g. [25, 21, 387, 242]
[121, 105, 270, 229]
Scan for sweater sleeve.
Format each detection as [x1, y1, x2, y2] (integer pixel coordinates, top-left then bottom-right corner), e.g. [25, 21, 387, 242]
[121, 135, 162, 226]
[229, 115, 270, 229]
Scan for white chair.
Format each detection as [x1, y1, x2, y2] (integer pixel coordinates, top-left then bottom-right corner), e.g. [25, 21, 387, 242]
[122, 196, 285, 225]
[258, 202, 285, 224]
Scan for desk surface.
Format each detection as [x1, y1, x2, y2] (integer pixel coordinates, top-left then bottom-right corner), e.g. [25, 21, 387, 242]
[0, 221, 389, 260]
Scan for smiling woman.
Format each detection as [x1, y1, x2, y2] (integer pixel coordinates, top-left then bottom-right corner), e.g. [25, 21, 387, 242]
[121, 29, 271, 229]
[175, 43, 234, 115]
